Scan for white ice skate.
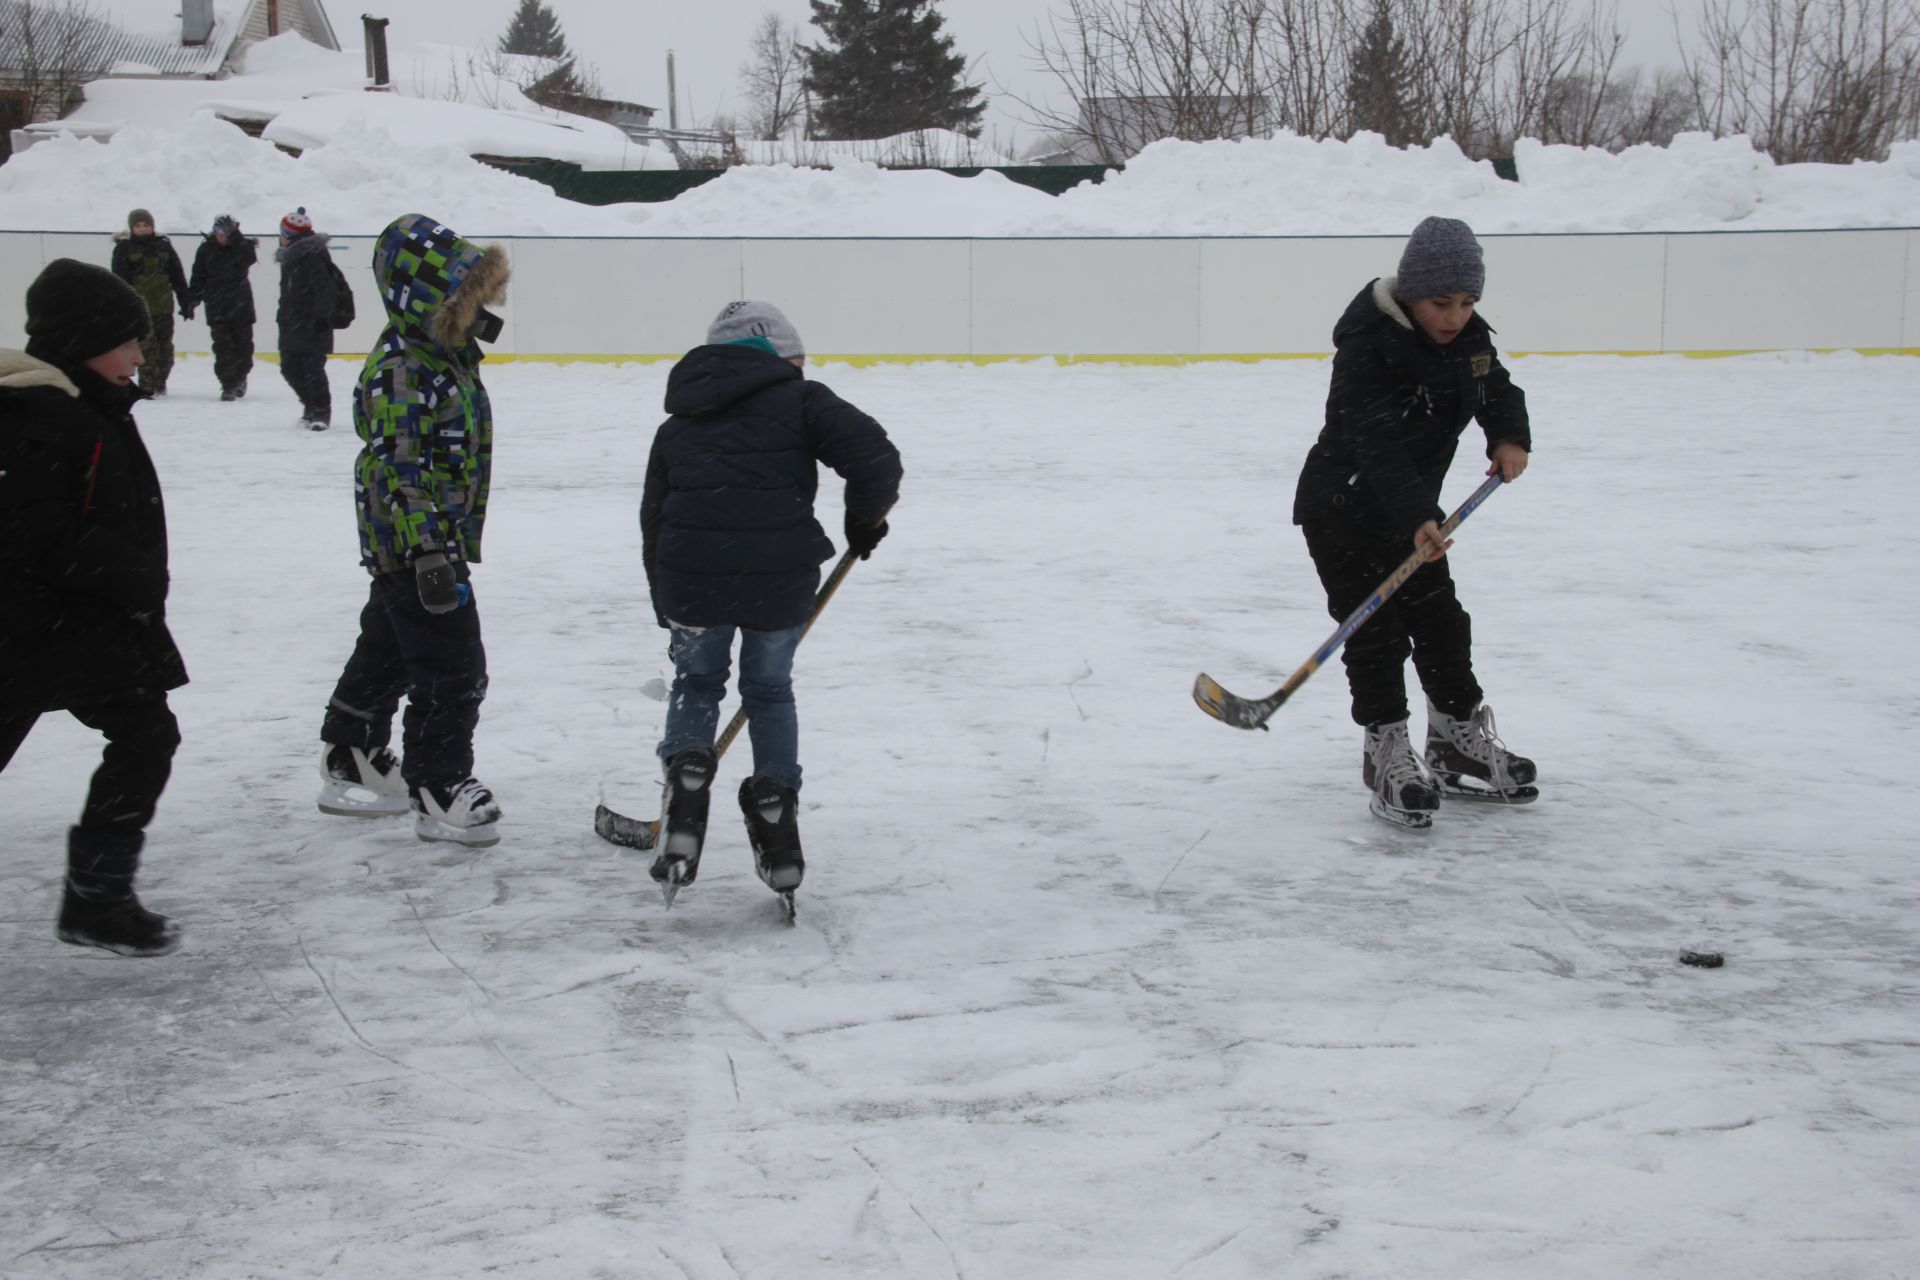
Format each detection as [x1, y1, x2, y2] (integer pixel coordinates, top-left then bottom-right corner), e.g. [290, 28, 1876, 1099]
[413, 777, 502, 848]
[1364, 720, 1441, 829]
[317, 744, 410, 817]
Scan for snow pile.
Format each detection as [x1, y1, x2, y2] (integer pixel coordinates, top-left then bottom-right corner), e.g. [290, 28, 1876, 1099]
[6, 94, 1920, 235]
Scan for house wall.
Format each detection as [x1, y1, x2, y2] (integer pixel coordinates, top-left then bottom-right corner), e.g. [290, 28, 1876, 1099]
[0, 228, 1913, 358]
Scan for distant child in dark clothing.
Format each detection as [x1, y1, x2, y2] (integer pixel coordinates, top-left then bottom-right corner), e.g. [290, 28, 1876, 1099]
[641, 301, 902, 903]
[0, 259, 188, 956]
[109, 207, 192, 397]
[1292, 216, 1537, 829]
[275, 207, 342, 430]
[190, 214, 259, 401]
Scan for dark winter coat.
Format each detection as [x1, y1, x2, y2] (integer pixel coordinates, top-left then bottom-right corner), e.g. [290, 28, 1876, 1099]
[110, 232, 190, 319]
[642, 344, 903, 631]
[189, 233, 258, 325]
[276, 234, 339, 354]
[0, 350, 187, 713]
[1293, 277, 1531, 538]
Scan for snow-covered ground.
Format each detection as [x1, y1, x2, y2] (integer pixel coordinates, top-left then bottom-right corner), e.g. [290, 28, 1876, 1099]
[2, 353, 1915, 1278]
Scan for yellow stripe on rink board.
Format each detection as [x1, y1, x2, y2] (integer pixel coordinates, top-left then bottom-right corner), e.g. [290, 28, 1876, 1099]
[221, 348, 1920, 364]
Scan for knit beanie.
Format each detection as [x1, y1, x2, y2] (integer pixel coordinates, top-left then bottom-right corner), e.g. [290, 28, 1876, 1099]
[707, 300, 804, 359]
[23, 258, 152, 368]
[280, 207, 314, 238]
[127, 207, 153, 230]
[1395, 216, 1485, 301]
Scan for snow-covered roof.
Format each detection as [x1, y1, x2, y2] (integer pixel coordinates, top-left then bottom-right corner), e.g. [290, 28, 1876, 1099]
[263, 93, 676, 171]
[0, 0, 248, 77]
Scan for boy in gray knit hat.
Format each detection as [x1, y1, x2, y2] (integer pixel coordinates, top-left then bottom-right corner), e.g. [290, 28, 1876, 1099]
[1288, 216, 1537, 828]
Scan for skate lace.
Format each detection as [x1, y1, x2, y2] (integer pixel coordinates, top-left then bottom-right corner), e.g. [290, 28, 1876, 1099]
[451, 778, 495, 808]
[1462, 705, 1516, 786]
[1374, 722, 1432, 788]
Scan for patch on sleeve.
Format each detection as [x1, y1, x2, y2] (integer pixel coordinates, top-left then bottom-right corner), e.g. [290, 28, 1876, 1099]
[1470, 353, 1492, 377]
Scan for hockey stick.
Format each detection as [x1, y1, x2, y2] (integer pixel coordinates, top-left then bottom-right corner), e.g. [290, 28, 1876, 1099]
[594, 542, 869, 850]
[1193, 473, 1505, 731]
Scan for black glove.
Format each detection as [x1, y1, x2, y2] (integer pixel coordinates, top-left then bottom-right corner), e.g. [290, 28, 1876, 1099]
[181, 302, 196, 321]
[844, 511, 888, 561]
[414, 552, 460, 614]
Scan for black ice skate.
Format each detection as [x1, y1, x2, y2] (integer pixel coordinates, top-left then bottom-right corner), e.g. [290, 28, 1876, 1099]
[1425, 702, 1539, 805]
[739, 776, 803, 924]
[1364, 720, 1441, 829]
[317, 743, 410, 817]
[651, 748, 715, 907]
[58, 827, 180, 957]
[412, 777, 502, 847]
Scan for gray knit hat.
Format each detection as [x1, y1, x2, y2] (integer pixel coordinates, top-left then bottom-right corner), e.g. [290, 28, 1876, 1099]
[127, 207, 153, 230]
[1395, 216, 1484, 301]
[707, 300, 804, 359]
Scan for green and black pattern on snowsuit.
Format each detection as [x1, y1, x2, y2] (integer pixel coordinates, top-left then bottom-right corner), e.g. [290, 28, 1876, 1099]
[351, 214, 506, 577]
[110, 232, 190, 395]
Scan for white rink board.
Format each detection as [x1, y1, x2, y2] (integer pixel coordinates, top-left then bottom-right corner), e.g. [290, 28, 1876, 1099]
[0, 228, 1912, 357]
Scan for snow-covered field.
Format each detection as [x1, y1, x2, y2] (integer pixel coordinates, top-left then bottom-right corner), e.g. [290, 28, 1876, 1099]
[2, 353, 1916, 1278]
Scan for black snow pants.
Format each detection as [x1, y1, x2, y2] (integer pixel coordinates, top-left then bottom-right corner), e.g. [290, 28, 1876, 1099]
[209, 321, 254, 393]
[1301, 518, 1483, 728]
[321, 565, 488, 791]
[279, 351, 331, 423]
[0, 695, 181, 834]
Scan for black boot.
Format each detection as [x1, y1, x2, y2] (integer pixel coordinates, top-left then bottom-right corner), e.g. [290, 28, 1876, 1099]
[651, 748, 715, 890]
[58, 826, 180, 957]
[739, 776, 804, 892]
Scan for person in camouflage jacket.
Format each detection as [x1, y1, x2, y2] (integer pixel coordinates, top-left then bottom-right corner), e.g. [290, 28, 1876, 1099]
[109, 208, 192, 397]
[315, 213, 509, 848]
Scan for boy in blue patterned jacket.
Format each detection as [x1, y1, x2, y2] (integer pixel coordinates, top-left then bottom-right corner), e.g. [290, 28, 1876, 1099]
[314, 214, 508, 847]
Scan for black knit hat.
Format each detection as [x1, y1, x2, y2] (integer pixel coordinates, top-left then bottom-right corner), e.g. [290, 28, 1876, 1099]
[23, 258, 151, 369]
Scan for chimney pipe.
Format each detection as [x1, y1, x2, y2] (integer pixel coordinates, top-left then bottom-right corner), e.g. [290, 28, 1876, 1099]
[182, 0, 214, 45]
[667, 49, 678, 130]
[362, 14, 392, 90]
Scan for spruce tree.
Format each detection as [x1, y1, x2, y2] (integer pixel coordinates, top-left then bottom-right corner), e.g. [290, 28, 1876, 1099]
[1346, 1, 1419, 147]
[802, 0, 986, 140]
[498, 0, 569, 60]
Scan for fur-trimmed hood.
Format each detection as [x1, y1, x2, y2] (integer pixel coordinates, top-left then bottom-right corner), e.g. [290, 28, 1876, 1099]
[274, 231, 333, 265]
[0, 348, 80, 397]
[369, 213, 508, 355]
[1332, 275, 1493, 348]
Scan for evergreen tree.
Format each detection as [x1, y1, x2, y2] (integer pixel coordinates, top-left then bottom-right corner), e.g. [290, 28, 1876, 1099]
[498, 0, 569, 60]
[802, 0, 986, 140]
[1346, 1, 1419, 147]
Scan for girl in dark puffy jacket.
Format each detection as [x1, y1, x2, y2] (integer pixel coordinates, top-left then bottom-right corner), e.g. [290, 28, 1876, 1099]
[1291, 217, 1537, 830]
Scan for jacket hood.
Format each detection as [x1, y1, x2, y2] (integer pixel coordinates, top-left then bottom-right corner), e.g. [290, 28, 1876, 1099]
[664, 343, 802, 416]
[0, 348, 79, 397]
[274, 232, 332, 264]
[370, 213, 509, 353]
[1333, 276, 1491, 348]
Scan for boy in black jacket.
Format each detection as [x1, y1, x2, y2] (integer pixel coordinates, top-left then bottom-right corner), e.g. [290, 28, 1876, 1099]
[189, 214, 258, 401]
[274, 207, 340, 430]
[0, 260, 188, 955]
[641, 301, 902, 901]
[1292, 217, 1536, 829]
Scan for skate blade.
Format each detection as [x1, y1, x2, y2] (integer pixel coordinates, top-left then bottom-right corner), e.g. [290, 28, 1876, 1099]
[1434, 773, 1540, 805]
[57, 925, 183, 957]
[415, 817, 501, 848]
[659, 861, 692, 909]
[318, 788, 411, 818]
[1368, 795, 1435, 830]
[777, 891, 797, 926]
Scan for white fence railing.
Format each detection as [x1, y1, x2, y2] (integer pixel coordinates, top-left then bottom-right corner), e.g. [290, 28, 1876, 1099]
[1, 228, 1913, 358]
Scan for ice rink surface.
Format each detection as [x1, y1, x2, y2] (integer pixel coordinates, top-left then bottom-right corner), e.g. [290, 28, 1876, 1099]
[3, 352, 1915, 1278]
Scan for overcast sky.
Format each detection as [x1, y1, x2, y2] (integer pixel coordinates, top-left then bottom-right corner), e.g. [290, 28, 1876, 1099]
[360, 0, 1701, 152]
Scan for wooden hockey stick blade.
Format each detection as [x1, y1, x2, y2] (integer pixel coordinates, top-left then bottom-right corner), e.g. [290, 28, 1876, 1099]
[594, 802, 660, 850]
[1192, 672, 1280, 729]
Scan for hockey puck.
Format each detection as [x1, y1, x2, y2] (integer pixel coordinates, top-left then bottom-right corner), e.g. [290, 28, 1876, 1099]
[1678, 950, 1725, 968]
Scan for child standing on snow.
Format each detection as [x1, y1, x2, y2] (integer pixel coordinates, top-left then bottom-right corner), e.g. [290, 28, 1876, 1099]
[1292, 216, 1537, 829]
[0, 260, 187, 955]
[314, 214, 509, 848]
[274, 207, 342, 430]
[189, 214, 259, 402]
[109, 208, 192, 398]
[642, 301, 902, 901]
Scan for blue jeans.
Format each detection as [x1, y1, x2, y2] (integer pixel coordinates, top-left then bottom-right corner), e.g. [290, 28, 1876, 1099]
[659, 623, 803, 791]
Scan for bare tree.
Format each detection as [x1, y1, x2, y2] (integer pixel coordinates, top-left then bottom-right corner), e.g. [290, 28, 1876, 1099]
[0, 0, 110, 124]
[1682, 0, 1920, 162]
[739, 11, 807, 141]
